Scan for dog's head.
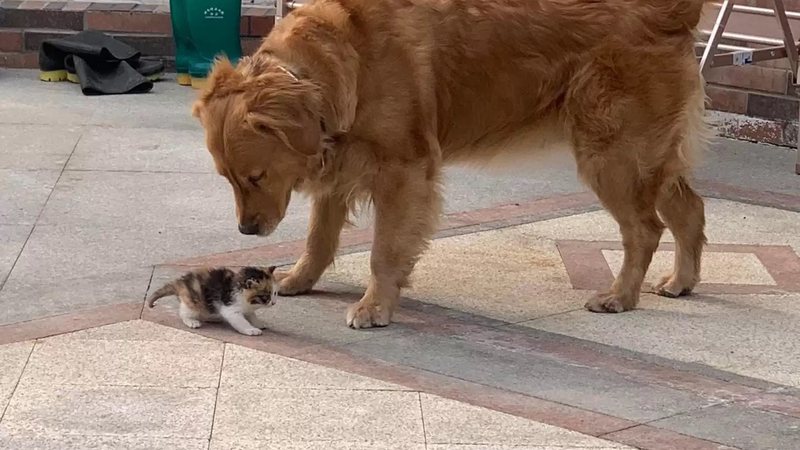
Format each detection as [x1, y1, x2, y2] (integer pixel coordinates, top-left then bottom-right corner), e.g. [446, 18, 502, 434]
[193, 57, 326, 236]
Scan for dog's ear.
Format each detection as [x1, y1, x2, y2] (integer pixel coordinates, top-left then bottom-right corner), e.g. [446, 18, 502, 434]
[243, 79, 325, 155]
[193, 57, 245, 120]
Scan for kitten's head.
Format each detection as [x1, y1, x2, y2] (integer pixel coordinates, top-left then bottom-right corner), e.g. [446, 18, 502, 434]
[236, 266, 277, 306]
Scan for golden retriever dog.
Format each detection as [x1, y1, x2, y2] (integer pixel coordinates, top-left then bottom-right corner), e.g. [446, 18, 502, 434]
[192, 0, 709, 328]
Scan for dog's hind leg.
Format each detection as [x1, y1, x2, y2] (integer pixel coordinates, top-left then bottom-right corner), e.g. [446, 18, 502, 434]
[278, 195, 349, 295]
[576, 149, 665, 313]
[653, 176, 706, 297]
[346, 161, 442, 329]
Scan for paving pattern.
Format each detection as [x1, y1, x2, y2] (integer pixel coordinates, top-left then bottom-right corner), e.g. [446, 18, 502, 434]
[2, 70, 800, 449]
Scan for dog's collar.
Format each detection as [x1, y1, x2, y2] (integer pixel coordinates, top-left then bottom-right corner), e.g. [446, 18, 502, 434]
[273, 63, 328, 133]
[276, 64, 300, 82]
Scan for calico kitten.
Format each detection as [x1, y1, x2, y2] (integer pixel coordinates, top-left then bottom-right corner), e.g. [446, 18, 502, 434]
[147, 266, 277, 335]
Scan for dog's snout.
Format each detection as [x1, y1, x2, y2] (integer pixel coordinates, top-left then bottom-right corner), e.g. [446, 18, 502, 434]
[238, 222, 259, 235]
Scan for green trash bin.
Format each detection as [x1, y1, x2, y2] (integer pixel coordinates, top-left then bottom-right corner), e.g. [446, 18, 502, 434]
[171, 0, 243, 88]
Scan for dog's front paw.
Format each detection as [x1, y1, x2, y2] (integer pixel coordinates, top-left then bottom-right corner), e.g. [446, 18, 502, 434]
[585, 292, 636, 313]
[346, 301, 392, 329]
[276, 271, 315, 296]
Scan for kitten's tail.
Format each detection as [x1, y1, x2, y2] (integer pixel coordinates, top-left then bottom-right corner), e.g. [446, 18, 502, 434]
[146, 283, 177, 308]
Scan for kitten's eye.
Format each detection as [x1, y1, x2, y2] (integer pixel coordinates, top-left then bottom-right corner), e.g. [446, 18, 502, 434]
[247, 172, 265, 187]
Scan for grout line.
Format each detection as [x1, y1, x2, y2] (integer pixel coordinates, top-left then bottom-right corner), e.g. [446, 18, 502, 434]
[64, 168, 216, 175]
[140, 267, 156, 319]
[0, 134, 82, 292]
[208, 344, 227, 450]
[0, 341, 36, 423]
[418, 392, 429, 450]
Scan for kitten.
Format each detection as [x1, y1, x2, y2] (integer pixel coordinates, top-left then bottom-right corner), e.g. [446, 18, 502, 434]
[147, 266, 277, 336]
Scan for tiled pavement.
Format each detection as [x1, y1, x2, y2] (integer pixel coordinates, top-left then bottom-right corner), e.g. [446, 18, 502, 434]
[2, 70, 800, 449]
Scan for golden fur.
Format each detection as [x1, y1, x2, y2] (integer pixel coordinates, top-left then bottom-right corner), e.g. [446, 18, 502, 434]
[193, 0, 710, 328]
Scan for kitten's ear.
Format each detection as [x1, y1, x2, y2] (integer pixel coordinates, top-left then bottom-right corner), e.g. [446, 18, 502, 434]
[244, 279, 256, 289]
[266, 266, 277, 275]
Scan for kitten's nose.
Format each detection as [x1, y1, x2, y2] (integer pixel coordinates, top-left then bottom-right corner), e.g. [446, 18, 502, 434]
[238, 222, 259, 235]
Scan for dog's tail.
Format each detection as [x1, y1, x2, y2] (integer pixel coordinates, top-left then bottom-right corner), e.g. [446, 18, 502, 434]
[640, 0, 711, 34]
[146, 283, 177, 308]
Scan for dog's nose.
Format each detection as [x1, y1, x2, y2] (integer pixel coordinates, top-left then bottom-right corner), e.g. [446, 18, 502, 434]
[238, 222, 259, 235]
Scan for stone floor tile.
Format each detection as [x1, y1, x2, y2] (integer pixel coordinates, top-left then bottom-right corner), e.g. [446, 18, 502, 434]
[22, 339, 222, 387]
[526, 292, 800, 387]
[66, 126, 214, 173]
[0, 124, 82, 170]
[0, 264, 152, 326]
[37, 170, 237, 229]
[0, 85, 98, 127]
[526, 199, 800, 248]
[346, 331, 709, 422]
[0, 169, 60, 225]
[326, 233, 586, 322]
[420, 394, 630, 448]
[211, 440, 425, 449]
[221, 344, 407, 390]
[427, 446, 627, 450]
[0, 384, 215, 438]
[87, 91, 199, 131]
[651, 402, 800, 449]
[604, 249, 777, 286]
[0, 342, 33, 412]
[0, 225, 30, 284]
[45, 319, 216, 343]
[0, 432, 208, 450]
[213, 388, 424, 443]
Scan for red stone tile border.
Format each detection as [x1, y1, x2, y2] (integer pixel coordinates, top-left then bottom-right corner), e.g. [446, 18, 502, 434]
[696, 180, 800, 212]
[0, 301, 140, 345]
[557, 240, 800, 295]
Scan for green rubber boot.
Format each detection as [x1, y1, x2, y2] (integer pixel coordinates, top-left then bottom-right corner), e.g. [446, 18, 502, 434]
[168, 0, 198, 86]
[185, 0, 242, 89]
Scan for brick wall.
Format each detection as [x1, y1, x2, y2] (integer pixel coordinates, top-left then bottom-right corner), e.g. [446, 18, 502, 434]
[0, 1, 274, 71]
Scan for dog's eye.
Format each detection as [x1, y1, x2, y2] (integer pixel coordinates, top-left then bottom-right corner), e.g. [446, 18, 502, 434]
[247, 172, 265, 186]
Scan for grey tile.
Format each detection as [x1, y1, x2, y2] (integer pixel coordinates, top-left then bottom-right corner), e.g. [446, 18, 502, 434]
[0, 384, 216, 438]
[23, 339, 223, 387]
[0, 262, 152, 326]
[37, 170, 235, 228]
[213, 388, 424, 443]
[652, 402, 800, 450]
[67, 126, 214, 173]
[0, 225, 31, 284]
[343, 333, 712, 422]
[0, 88, 98, 126]
[87, 93, 199, 130]
[0, 169, 60, 225]
[526, 292, 800, 388]
[0, 124, 81, 170]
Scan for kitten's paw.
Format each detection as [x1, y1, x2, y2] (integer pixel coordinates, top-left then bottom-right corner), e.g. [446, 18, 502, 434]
[250, 320, 269, 329]
[182, 319, 202, 329]
[239, 328, 263, 336]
